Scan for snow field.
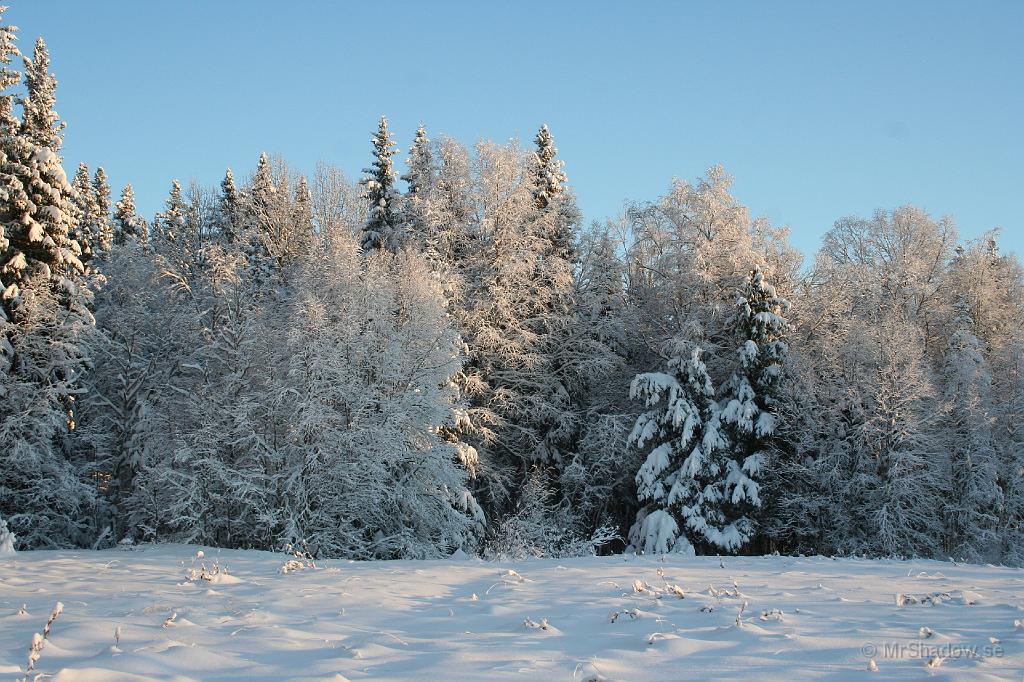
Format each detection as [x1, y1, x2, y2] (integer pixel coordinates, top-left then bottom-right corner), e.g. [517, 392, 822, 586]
[1, 547, 1023, 680]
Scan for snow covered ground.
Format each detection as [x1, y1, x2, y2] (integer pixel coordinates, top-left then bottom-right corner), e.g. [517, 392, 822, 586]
[1, 547, 1022, 681]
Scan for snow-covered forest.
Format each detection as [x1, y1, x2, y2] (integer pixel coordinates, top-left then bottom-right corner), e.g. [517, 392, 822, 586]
[1, 7, 1022, 567]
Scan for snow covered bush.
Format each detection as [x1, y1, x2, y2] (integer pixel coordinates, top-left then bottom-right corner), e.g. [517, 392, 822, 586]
[484, 468, 617, 560]
[0, 514, 15, 554]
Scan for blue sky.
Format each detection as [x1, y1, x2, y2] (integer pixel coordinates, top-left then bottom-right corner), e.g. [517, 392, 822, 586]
[10, 1, 1023, 257]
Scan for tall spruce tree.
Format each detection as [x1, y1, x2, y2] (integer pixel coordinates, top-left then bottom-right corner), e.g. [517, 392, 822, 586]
[718, 265, 790, 550]
[20, 37, 62, 150]
[92, 166, 112, 254]
[360, 115, 401, 252]
[71, 162, 97, 264]
[628, 342, 732, 553]
[0, 28, 95, 548]
[0, 6, 18, 134]
[153, 179, 185, 246]
[113, 183, 144, 246]
[401, 124, 435, 252]
[219, 167, 240, 242]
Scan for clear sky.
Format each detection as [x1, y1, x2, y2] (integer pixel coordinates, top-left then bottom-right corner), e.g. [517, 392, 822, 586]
[9, 1, 1023, 257]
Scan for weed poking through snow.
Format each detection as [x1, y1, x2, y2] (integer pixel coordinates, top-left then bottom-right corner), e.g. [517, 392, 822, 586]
[20, 601, 63, 682]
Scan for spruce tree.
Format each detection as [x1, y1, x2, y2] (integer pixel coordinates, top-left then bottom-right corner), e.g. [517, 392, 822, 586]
[629, 342, 733, 553]
[153, 179, 185, 246]
[71, 161, 97, 265]
[20, 37, 63, 150]
[0, 29, 95, 548]
[530, 123, 577, 262]
[360, 115, 401, 252]
[113, 183, 144, 245]
[218, 167, 240, 242]
[0, 5, 19, 134]
[401, 124, 435, 251]
[293, 175, 313, 239]
[718, 265, 790, 550]
[530, 124, 565, 211]
[92, 166, 113, 254]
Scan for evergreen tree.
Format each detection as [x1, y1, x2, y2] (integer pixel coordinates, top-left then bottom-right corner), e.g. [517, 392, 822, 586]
[71, 161, 97, 264]
[530, 123, 577, 262]
[0, 30, 96, 548]
[360, 115, 401, 252]
[20, 37, 63, 150]
[628, 342, 735, 553]
[219, 167, 240, 242]
[0, 5, 19, 134]
[530, 124, 566, 211]
[718, 265, 790, 550]
[113, 183, 144, 246]
[92, 166, 113, 254]
[293, 175, 313, 241]
[401, 124, 435, 251]
[153, 179, 185, 246]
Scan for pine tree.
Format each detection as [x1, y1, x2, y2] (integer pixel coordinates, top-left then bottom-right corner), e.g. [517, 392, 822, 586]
[530, 124, 566, 211]
[401, 124, 435, 251]
[360, 115, 401, 252]
[718, 265, 790, 550]
[153, 179, 185, 246]
[20, 37, 63, 150]
[92, 166, 112, 254]
[0, 5, 19, 134]
[0, 30, 96, 548]
[530, 123, 577, 262]
[71, 161, 97, 265]
[113, 183, 144, 245]
[218, 167, 240, 242]
[293, 175, 313, 242]
[629, 342, 736, 553]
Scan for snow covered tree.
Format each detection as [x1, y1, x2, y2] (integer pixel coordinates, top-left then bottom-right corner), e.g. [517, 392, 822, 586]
[996, 336, 1024, 565]
[153, 179, 185, 246]
[218, 167, 241, 242]
[718, 265, 790, 549]
[0, 513, 14, 554]
[530, 123, 566, 211]
[282, 230, 482, 558]
[0, 5, 19, 134]
[0, 32, 97, 546]
[238, 153, 310, 286]
[629, 341, 742, 554]
[70, 162, 97, 264]
[401, 123, 436, 252]
[561, 225, 642, 538]
[85, 238, 162, 540]
[625, 165, 798, 388]
[940, 302, 1000, 561]
[91, 166, 112, 254]
[862, 314, 944, 558]
[113, 183, 144, 246]
[20, 37, 62, 150]
[360, 115, 401, 252]
[293, 174, 313, 240]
